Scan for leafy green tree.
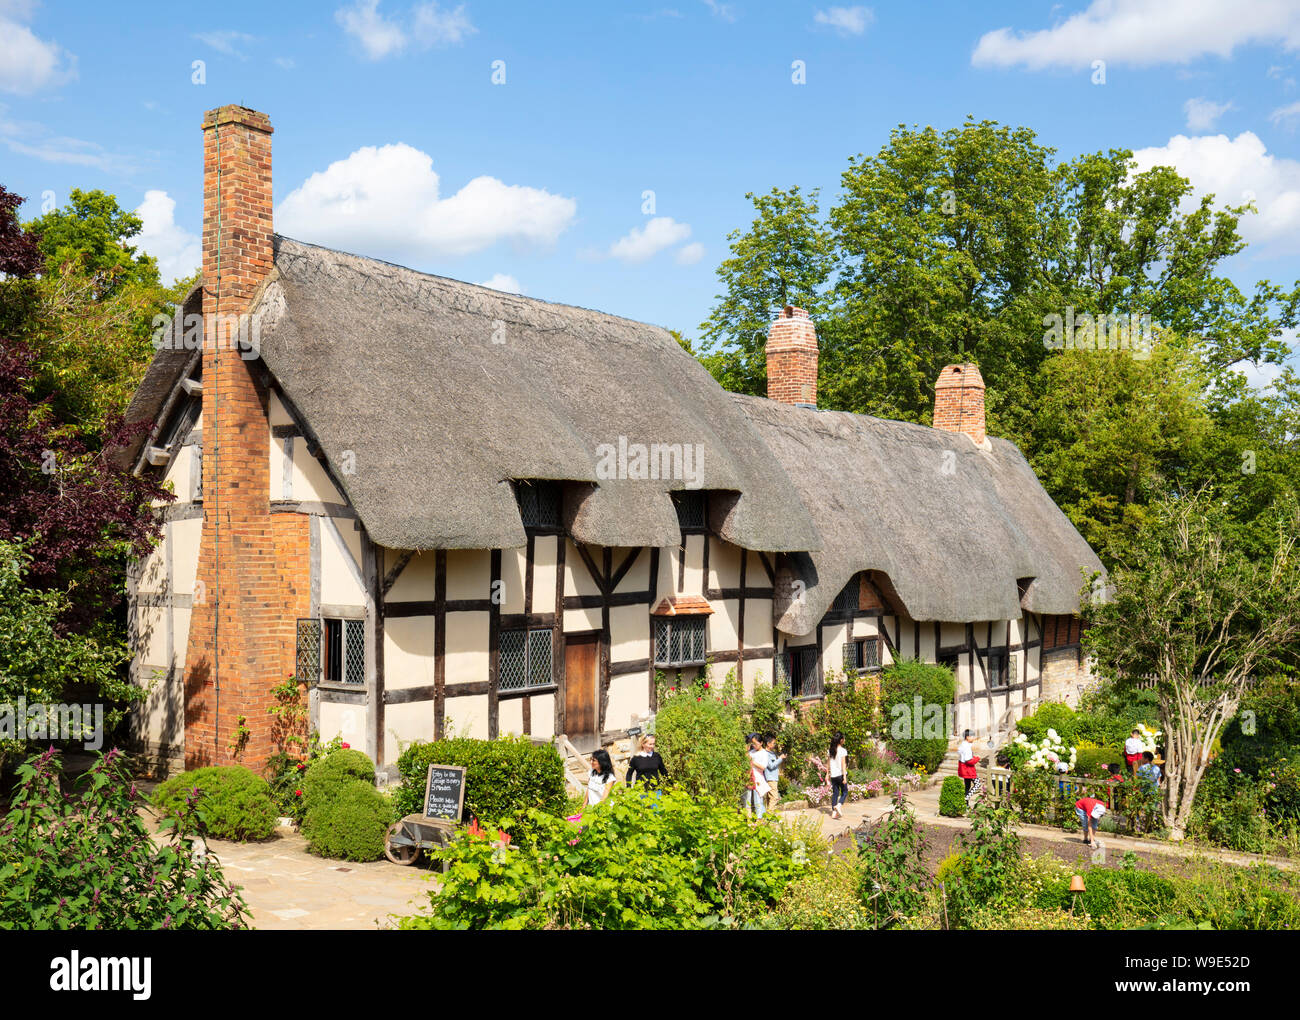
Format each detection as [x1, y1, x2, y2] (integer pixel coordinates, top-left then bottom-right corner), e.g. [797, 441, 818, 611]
[25, 189, 160, 297]
[697, 186, 834, 396]
[1083, 489, 1300, 838]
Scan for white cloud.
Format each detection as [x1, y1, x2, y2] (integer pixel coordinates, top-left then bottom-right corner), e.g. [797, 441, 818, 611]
[972, 0, 1300, 71]
[1131, 131, 1300, 252]
[1184, 97, 1233, 130]
[0, 107, 135, 173]
[476, 273, 522, 294]
[413, 2, 475, 46]
[275, 56, 296, 70]
[275, 143, 576, 259]
[701, 0, 735, 23]
[336, 0, 475, 59]
[135, 190, 201, 285]
[1269, 100, 1300, 125]
[193, 30, 259, 59]
[0, 6, 75, 94]
[607, 217, 692, 262]
[813, 6, 874, 37]
[675, 242, 705, 265]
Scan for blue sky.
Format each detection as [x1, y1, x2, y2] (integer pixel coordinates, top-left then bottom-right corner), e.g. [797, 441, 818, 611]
[4, 0, 1300, 379]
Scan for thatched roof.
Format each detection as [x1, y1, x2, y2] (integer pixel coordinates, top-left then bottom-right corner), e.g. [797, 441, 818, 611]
[734, 394, 1104, 633]
[121, 239, 1102, 631]
[178, 237, 818, 551]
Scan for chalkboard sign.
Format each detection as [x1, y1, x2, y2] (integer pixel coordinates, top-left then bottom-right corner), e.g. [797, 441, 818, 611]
[422, 764, 467, 822]
[627, 727, 643, 737]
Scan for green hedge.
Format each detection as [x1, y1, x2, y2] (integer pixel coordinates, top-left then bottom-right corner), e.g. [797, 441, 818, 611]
[1016, 703, 1079, 746]
[880, 659, 956, 773]
[151, 765, 277, 842]
[302, 781, 394, 861]
[1074, 746, 1125, 778]
[939, 776, 967, 817]
[394, 736, 566, 822]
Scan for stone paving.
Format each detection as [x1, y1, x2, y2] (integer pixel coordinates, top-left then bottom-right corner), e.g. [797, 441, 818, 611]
[208, 825, 438, 930]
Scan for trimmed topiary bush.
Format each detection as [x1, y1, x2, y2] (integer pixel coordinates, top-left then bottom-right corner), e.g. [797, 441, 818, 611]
[939, 776, 967, 817]
[880, 659, 956, 773]
[302, 781, 394, 861]
[152, 764, 277, 842]
[301, 748, 376, 816]
[394, 735, 566, 822]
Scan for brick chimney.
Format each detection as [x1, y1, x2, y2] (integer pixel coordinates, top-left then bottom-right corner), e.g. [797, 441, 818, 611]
[933, 363, 986, 445]
[766, 305, 818, 406]
[184, 106, 287, 770]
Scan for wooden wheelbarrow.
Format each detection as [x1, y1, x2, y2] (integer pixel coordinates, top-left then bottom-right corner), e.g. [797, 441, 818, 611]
[384, 815, 454, 870]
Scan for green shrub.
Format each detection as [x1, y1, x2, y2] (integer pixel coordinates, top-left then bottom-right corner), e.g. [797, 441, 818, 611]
[0, 749, 250, 929]
[948, 796, 1022, 922]
[1028, 866, 1176, 923]
[880, 659, 956, 773]
[1016, 702, 1078, 746]
[302, 781, 394, 861]
[655, 686, 749, 803]
[1190, 778, 1271, 854]
[1173, 862, 1300, 930]
[1073, 746, 1124, 778]
[397, 787, 811, 929]
[811, 671, 878, 763]
[394, 735, 566, 823]
[301, 748, 376, 817]
[774, 858, 873, 929]
[855, 799, 932, 928]
[939, 776, 966, 817]
[152, 765, 277, 841]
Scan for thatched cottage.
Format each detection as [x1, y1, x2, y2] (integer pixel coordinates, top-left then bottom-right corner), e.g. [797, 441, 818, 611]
[120, 106, 1102, 771]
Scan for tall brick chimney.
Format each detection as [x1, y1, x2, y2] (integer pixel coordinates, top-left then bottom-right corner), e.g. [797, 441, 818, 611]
[185, 106, 282, 769]
[766, 305, 818, 406]
[933, 363, 986, 445]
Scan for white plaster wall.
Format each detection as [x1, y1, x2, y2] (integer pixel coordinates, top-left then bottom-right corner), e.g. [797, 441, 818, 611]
[384, 700, 434, 765]
[319, 700, 366, 748]
[502, 548, 525, 614]
[708, 537, 740, 589]
[530, 693, 556, 739]
[446, 550, 490, 601]
[605, 673, 645, 732]
[532, 536, 557, 609]
[708, 598, 739, 652]
[385, 616, 435, 691]
[498, 697, 524, 736]
[386, 550, 437, 603]
[447, 694, 490, 739]
[445, 612, 488, 684]
[610, 604, 646, 662]
[612, 547, 648, 592]
[320, 517, 365, 607]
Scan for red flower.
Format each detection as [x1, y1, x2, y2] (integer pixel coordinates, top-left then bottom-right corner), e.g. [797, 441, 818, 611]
[294, 790, 303, 797]
[468, 818, 487, 839]
[296, 762, 306, 771]
[497, 829, 512, 845]
[703, 682, 709, 688]
[340, 742, 351, 750]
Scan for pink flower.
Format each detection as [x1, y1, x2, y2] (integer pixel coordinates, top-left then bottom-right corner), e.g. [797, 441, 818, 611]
[341, 742, 351, 749]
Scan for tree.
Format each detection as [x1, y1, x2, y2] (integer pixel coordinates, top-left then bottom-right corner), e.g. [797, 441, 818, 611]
[25, 189, 160, 297]
[0, 186, 41, 279]
[1083, 489, 1300, 838]
[697, 186, 834, 396]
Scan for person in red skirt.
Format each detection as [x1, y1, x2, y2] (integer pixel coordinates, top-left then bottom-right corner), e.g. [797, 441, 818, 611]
[957, 729, 980, 796]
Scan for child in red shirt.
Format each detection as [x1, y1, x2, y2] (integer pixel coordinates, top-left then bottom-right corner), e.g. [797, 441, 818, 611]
[1075, 796, 1107, 846]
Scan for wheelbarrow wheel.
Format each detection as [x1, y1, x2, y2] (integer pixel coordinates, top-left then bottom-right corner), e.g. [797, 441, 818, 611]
[384, 822, 419, 866]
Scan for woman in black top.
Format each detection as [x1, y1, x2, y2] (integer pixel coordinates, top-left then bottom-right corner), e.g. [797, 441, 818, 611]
[625, 734, 669, 789]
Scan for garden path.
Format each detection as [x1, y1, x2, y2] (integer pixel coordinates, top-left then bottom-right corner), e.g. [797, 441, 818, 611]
[780, 784, 1297, 873]
[203, 826, 437, 930]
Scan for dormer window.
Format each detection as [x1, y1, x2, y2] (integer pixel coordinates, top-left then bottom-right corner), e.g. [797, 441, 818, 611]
[672, 491, 707, 532]
[515, 480, 561, 530]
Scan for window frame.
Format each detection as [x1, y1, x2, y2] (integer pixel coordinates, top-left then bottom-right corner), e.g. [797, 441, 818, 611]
[514, 480, 563, 532]
[653, 615, 709, 668]
[783, 645, 823, 701]
[671, 491, 708, 533]
[297, 616, 365, 689]
[498, 626, 556, 695]
[987, 648, 1011, 691]
[847, 636, 883, 674]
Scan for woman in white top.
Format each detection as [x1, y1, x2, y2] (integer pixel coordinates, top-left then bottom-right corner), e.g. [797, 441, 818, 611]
[957, 729, 978, 796]
[586, 749, 618, 807]
[828, 732, 849, 820]
[746, 734, 771, 818]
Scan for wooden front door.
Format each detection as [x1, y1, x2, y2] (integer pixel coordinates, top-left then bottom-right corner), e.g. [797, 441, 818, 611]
[564, 632, 599, 748]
